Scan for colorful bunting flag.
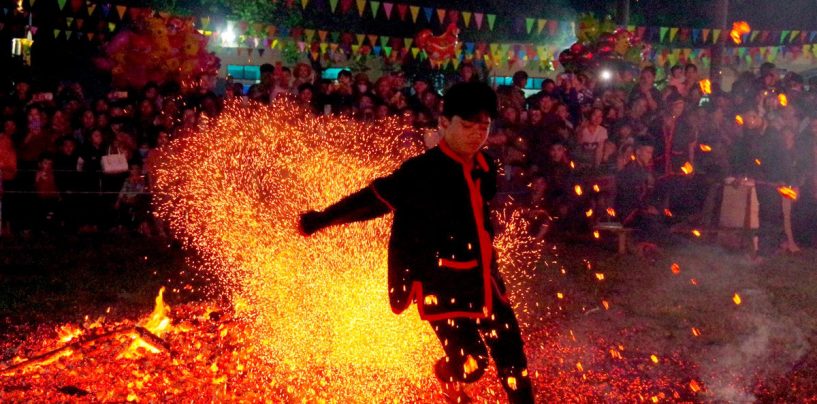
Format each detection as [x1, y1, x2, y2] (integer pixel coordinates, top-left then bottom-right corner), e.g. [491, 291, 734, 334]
[474, 13, 483, 30]
[486, 14, 495, 31]
[525, 18, 534, 34]
[329, 0, 338, 13]
[357, 0, 366, 16]
[436, 8, 446, 25]
[410, 5, 419, 22]
[116, 5, 126, 20]
[462, 11, 471, 28]
[383, 2, 393, 19]
[371, 1, 380, 17]
[537, 19, 546, 34]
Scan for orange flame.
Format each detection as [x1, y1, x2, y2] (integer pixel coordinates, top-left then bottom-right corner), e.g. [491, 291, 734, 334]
[699, 144, 712, 152]
[698, 79, 712, 95]
[593, 230, 600, 239]
[57, 324, 83, 343]
[650, 354, 659, 364]
[733, 293, 742, 305]
[585, 209, 593, 217]
[778, 93, 788, 107]
[690, 380, 702, 393]
[777, 186, 798, 200]
[119, 287, 172, 359]
[691, 327, 701, 337]
[730, 21, 751, 44]
[681, 161, 694, 175]
[606, 208, 616, 217]
[735, 115, 744, 126]
[574, 185, 583, 196]
[692, 229, 702, 237]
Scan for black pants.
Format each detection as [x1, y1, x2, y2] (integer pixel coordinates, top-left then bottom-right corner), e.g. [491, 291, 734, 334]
[429, 291, 534, 403]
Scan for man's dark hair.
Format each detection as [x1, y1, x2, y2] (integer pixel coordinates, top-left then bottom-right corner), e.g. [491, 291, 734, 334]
[634, 136, 655, 149]
[260, 63, 275, 74]
[442, 82, 498, 120]
[671, 64, 683, 74]
[298, 83, 315, 94]
[685, 63, 698, 73]
[541, 78, 555, 88]
[338, 70, 353, 79]
[641, 65, 657, 76]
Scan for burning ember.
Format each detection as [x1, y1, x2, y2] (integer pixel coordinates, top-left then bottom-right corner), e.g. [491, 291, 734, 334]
[777, 186, 798, 201]
[778, 93, 788, 107]
[735, 115, 744, 126]
[733, 293, 742, 305]
[699, 144, 712, 152]
[730, 21, 751, 44]
[681, 162, 694, 175]
[699, 79, 712, 95]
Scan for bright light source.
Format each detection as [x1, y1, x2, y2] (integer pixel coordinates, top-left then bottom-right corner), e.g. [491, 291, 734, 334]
[221, 27, 236, 47]
[600, 70, 613, 81]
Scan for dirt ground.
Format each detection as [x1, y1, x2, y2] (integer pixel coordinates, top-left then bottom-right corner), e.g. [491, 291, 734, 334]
[2, 234, 817, 402]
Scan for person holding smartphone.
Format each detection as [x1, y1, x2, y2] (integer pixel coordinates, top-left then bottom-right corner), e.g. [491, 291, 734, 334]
[299, 82, 535, 403]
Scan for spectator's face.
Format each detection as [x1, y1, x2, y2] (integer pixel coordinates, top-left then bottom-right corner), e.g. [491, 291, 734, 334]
[95, 99, 108, 113]
[339, 74, 352, 86]
[146, 87, 158, 100]
[441, 113, 491, 158]
[392, 74, 406, 88]
[375, 105, 390, 119]
[129, 165, 142, 178]
[590, 109, 604, 125]
[97, 114, 110, 129]
[685, 67, 698, 82]
[3, 120, 16, 136]
[39, 159, 52, 171]
[549, 144, 566, 162]
[672, 68, 683, 79]
[27, 108, 44, 132]
[140, 100, 154, 117]
[635, 145, 654, 166]
[670, 101, 685, 117]
[640, 71, 655, 87]
[763, 73, 776, 87]
[157, 132, 170, 146]
[556, 105, 569, 120]
[539, 96, 554, 112]
[502, 107, 519, 123]
[90, 130, 104, 146]
[16, 82, 31, 98]
[61, 140, 76, 155]
[82, 111, 95, 129]
[460, 66, 474, 80]
[413, 81, 428, 94]
[528, 109, 542, 124]
[298, 88, 313, 104]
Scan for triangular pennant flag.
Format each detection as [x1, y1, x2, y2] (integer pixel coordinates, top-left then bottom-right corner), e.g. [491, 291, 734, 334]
[28, 26, 37, 36]
[318, 30, 327, 42]
[486, 14, 496, 31]
[780, 30, 790, 44]
[66, 17, 74, 28]
[116, 5, 126, 20]
[330, 32, 340, 42]
[800, 31, 807, 43]
[447, 10, 459, 24]
[692, 28, 700, 43]
[760, 31, 770, 42]
[462, 12, 471, 28]
[108, 22, 116, 32]
[525, 18, 534, 34]
[329, 0, 338, 13]
[304, 29, 315, 41]
[57, 0, 66, 10]
[75, 18, 84, 30]
[356, 0, 366, 16]
[301, 0, 309, 9]
[340, 0, 354, 14]
[383, 46, 392, 57]
[320, 43, 328, 53]
[351, 44, 360, 54]
[371, 1, 380, 17]
[379, 36, 388, 47]
[367, 34, 377, 45]
[410, 6, 419, 23]
[810, 31, 817, 42]
[383, 2, 393, 19]
[712, 29, 721, 43]
[87, 3, 96, 16]
[660, 27, 669, 42]
[396, 4, 406, 21]
[258, 48, 265, 57]
[537, 19, 547, 34]
[53, 29, 60, 38]
[101, 4, 111, 17]
[356, 34, 364, 45]
[790, 30, 800, 43]
[423, 7, 433, 22]
[372, 45, 381, 55]
[669, 27, 679, 42]
[411, 47, 420, 58]
[28, 0, 35, 7]
[750, 30, 760, 42]
[436, 8, 446, 24]
[474, 13, 483, 30]
[200, 16, 211, 29]
[87, 32, 94, 41]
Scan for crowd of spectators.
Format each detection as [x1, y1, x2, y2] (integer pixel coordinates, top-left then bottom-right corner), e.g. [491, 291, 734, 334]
[2, 60, 817, 256]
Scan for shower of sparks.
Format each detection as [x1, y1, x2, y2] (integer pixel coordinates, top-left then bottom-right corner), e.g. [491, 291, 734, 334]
[149, 100, 546, 400]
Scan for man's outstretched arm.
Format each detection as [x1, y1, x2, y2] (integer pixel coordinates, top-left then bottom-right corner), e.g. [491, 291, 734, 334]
[299, 186, 392, 235]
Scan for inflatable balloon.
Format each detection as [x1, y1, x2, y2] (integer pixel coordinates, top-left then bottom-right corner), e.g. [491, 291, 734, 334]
[98, 14, 220, 89]
[415, 23, 459, 68]
[576, 14, 599, 43]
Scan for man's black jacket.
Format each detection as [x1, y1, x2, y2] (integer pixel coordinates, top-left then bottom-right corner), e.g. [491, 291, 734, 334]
[301, 140, 509, 321]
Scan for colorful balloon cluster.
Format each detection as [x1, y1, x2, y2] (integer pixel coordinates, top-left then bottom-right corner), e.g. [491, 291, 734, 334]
[558, 14, 645, 73]
[96, 14, 220, 89]
[415, 23, 460, 68]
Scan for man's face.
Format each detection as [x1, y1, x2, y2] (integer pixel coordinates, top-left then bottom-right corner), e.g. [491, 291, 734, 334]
[640, 71, 655, 87]
[549, 144, 566, 162]
[442, 113, 491, 159]
[635, 145, 654, 166]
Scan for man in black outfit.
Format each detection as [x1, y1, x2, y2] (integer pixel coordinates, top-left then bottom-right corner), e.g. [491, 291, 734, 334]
[299, 82, 534, 403]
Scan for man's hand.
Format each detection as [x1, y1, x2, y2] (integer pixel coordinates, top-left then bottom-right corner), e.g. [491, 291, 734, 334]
[298, 210, 324, 236]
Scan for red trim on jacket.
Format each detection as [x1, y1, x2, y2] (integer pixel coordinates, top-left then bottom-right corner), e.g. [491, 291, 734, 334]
[434, 139, 494, 320]
[438, 258, 478, 270]
[370, 184, 395, 211]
